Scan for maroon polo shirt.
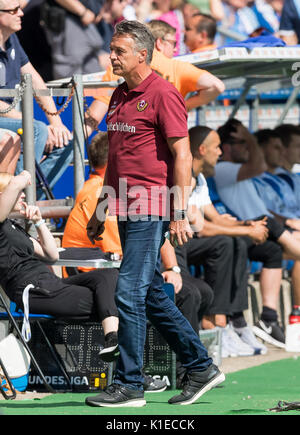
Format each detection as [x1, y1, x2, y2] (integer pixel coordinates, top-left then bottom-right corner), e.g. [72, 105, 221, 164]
[106, 71, 188, 217]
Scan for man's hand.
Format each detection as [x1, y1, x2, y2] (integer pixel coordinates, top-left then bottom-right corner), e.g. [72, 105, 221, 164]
[86, 195, 108, 244]
[45, 124, 72, 153]
[20, 202, 42, 223]
[246, 217, 268, 244]
[247, 223, 269, 244]
[169, 218, 193, 247]
[162, 270, 183, 294]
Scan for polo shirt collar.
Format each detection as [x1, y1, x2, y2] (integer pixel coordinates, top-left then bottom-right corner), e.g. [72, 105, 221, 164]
[122, 71, 157, 95]
[0, 36, 12, 54]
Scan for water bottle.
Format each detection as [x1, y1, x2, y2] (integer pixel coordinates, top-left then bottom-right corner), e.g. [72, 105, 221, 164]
[289, 305, 300, 324]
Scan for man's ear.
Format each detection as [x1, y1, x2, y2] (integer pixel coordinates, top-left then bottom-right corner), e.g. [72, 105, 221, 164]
[155, 38, 163, 52]
[139, 48, 148, 63]
[199, 143, 206, 156]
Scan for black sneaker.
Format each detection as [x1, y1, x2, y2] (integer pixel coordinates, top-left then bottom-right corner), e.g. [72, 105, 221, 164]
[168, 364, 225, 405]
[252, 320, 285, 349]
[143, 374, 167, 393]
[85, 383, 146, 408]
[99, 332, 120, 362]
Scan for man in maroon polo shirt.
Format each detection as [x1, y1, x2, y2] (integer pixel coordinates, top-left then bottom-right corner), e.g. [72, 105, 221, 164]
[86, 20, 225, 408]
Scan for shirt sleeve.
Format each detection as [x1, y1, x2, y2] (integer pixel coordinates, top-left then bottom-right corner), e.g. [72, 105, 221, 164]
[156, 86, 188, 138]
[214, 162, 242, 189]
[279, 0, 295, 33]
[13, 34, 29, 67]
[175, 60, 207, 97]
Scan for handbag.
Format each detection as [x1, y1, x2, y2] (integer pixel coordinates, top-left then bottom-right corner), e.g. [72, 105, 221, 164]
[0, 334, 31, 393]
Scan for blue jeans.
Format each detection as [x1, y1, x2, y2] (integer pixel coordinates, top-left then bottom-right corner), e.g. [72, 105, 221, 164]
[37, 142, 74, 199]
[0, 117, 48, 173]
[114, 217, 212, 391]
[0, 116, 73, 199]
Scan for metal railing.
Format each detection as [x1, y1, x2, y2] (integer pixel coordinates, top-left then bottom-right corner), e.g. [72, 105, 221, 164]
[0, 74, 119, 207]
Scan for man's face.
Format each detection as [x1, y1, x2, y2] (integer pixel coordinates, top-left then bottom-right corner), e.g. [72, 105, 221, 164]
[262, 137, 283, 169]
[228, 138, 249, 163]
[203, 131, 222, 166]
[110, 34, 141, 77]
[285, 134, 300, 165]
[0, 0, 23, 34]
[184, 16, 203, 51]
[193, 131, 222, 177]
[160, 32, 177, 58]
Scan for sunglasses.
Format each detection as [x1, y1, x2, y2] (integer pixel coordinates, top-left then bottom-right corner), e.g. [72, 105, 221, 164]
[0, 5, 22, 15]
[162, 38, 177, 48]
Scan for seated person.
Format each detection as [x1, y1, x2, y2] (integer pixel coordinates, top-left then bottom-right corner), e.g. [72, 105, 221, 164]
[62, 132, 122, 272]
[0, 129, 21, 174]
[0, 4, 72, 196]
[177, 125, 284, 354]
[0, 170, 119, 360]
[214, 119, 300, 343]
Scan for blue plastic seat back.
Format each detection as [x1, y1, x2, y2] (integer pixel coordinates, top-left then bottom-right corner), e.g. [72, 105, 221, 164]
[206, 177, 239, 218]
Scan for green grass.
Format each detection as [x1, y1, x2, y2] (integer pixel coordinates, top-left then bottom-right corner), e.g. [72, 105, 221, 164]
[1, 358, 300, 415]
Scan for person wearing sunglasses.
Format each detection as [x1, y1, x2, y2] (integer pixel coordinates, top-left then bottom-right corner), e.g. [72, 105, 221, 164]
[0, 0, 73, 197]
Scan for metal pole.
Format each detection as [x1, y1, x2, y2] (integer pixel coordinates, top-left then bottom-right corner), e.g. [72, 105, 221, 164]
[21, 73, 36, 204]
[72, 74, 85, 198]
[275, 86, 300, 126]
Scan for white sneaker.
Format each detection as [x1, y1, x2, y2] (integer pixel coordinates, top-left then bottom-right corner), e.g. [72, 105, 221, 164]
[233, 325, 268, 355]
[221, 328, 237, 358]
[222, 325, 255, 357]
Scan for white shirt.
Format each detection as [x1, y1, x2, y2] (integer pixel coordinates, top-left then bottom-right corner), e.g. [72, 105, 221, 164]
[214, 161, 270, 220]
[188, 173, 212, 209]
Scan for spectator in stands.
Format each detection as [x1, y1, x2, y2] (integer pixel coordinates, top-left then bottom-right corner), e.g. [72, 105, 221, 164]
[253, 129, 300, 221]
[0, 170, 120, 354]
[214, 119, 300, 344]
[255, 127, 300, 311]
[42, 0, 109, 79]
[185, 125, 286, 353]
[184, 12, 218, 53]
[216, 0, 260, 46]
[62, 131, 214, 335]
[84, 19, 225, 135]
[148, 0, 187, 55]
[251, 0, 283, 35]
[279, 0, 300, 44]
[274, 124, 300, 207]
[0, 0, 73, 197]
[0, 129, 21, 174]
[96, 0, 129, 58]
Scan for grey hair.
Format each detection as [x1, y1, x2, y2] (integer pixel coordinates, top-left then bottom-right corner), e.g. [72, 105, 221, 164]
[114, 20, 155, 64]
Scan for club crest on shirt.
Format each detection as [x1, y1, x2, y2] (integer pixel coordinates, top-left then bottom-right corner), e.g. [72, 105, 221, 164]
[137, 100, 148, 112]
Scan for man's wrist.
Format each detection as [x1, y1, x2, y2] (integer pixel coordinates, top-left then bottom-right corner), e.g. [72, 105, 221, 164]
[34, 219, 45, 229]
[173, 209, 187, 221]
[79, 6, 87, 18]
[165, 266, 181, 274]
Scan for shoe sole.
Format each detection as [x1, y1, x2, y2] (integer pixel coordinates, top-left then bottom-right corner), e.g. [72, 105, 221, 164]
[172, 372, 226, 406]
[252, 326, 285, 349]
[99, 345, 120, 362]
[85, 398, 146, 408]
[145, 386, 167, 393]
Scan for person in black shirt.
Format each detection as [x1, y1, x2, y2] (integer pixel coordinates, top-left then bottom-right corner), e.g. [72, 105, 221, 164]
[0, 170, 119, 359]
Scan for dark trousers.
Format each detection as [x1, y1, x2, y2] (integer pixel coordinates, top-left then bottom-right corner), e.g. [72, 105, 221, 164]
[176, 236, 249, 316]
[12, 269, 119, 322]
[176, 273, 214, 333]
